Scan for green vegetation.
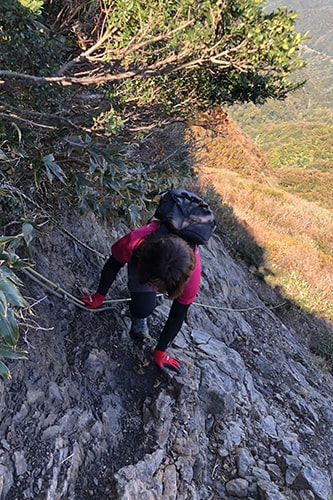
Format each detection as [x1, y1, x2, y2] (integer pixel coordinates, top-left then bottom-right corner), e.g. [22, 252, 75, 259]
[193, 109, 333, 370]
[222, 1, 333, 369]
[256, 121, 333, 209]
[0, 222, 32, 379]
[230, 0, 333, 199]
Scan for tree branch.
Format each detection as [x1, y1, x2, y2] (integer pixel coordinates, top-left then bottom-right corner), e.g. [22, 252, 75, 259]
[56, 27, 118, 76]
[0, 112, 59, 130]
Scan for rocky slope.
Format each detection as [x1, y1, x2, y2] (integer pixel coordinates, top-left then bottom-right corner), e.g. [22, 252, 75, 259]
[0, 212, 332, 499]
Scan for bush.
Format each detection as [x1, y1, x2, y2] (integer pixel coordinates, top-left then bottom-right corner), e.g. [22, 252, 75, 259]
[0, 219, 34, 379]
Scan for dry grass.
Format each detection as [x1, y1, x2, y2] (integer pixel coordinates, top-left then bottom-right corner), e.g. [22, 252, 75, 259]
[190, 117, 333, 322]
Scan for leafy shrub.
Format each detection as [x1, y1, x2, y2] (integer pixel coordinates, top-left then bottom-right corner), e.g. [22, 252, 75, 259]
[0, 0, 62, 75]
[0, 221, 35, 379]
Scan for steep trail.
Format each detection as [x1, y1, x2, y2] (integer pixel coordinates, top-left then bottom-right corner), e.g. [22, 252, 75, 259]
[0, 212, 332, 499]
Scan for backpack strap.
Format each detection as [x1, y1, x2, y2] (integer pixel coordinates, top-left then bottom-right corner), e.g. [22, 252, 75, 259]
[151, 221, 196, 251]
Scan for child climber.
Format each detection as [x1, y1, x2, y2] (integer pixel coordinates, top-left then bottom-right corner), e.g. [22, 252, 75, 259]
[79, 219, 201, 374]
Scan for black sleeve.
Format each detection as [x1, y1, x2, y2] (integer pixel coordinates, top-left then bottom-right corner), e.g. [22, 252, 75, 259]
[97, 255, 124, 296]
[156, 299, 190, 351]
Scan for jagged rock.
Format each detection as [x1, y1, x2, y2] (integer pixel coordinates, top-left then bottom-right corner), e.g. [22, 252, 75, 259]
[160, 464, 178, 499]
[114, 449, 164, 499]
[145, 391, 173, 447]
[257, 479, 287, 499]
[252, 466, 272, 483]
[278, 434, 301, 455]
[260, 415, 278, 439]
[226, 477, 249, 497]
[236, 447, 256, 477]
[0, 214, 332, 499]
[266, 463, 283, 483]
[298, 490, 316, 500]
[292, 467, 331, 500]
[0, 459, 13, 499]
[279, 455, 303, 486]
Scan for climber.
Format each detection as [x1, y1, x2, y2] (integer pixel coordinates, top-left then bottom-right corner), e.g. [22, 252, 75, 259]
[79, 219, 201, 375]
[80, 187, 216, 374]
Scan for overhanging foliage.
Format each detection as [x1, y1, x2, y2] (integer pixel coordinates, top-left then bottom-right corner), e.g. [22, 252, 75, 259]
[1, 0, 307, 113]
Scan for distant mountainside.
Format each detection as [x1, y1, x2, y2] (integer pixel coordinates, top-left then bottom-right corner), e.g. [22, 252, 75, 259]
[269, 0, 333, 116]
[229, 0, 333, 210]
[192, 110, 333, 334]
[191, 1, 333, 374]
[267, 0, 333, 56]
[233, 0, 333, 123]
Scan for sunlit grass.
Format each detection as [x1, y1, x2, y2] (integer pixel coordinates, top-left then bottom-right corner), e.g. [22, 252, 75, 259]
[192, 119, 333, 327]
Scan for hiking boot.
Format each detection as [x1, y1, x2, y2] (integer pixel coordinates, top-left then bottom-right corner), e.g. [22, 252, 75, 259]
[129, 317, 148, 340]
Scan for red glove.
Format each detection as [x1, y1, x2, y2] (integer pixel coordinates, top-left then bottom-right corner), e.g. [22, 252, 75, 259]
[79, 292, 105, 309]
[154, 349, 181, 374]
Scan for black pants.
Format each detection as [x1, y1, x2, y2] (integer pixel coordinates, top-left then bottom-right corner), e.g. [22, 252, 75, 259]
[127, 259, 189, 351]
[127, 259, 157, 318]
[98, 254, 189, 350]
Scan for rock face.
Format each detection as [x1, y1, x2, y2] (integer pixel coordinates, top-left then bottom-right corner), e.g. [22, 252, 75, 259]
[0, 213, 332, 499]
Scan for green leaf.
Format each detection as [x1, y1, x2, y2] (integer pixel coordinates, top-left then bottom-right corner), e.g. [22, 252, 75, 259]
[8, 237, 21, 251]
[0, 360, 11, 380]
[71, 172, 93, 190]
[22, 222, 34, 246]
[0, 290, 7, 316]
[88, 150, 103, 172]
[103, 177, 123, 194]
[42, 154, 66, 184]
[0, 236, 17, 244]
[0, 265, 22, 284]
[0, 344, 27, 360]
[0, 251, 14, 263]
[10, 260, 31, 270]
[0, 277, 28, 307]
[67, 135, 85, 146]
[128, 204, 142, 226]
[0, 308, 19, 346]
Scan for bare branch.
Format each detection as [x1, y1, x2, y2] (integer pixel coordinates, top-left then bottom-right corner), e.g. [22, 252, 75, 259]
[121, 19, 195, 57]
[56, 27, 118, 76]
[0, 18, 249, 88]
[0, 103, 80, 130]
[0, 112, 79, 131]
[0, 112, 58, 130]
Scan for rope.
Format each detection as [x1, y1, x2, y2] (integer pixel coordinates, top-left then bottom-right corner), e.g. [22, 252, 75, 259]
[13, 211, 286, 314]
[1, 181, 106, 259]
[23, 266, 286, 314]
[59, 225, 106, 259]
[193, 300, 286, 312]
[23, 268, 124, 312]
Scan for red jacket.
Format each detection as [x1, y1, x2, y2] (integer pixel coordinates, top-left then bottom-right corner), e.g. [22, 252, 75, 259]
[111, 221, 201, 304]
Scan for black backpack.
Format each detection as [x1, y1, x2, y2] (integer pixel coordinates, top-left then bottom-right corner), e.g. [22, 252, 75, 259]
[153, 188, 216, 245]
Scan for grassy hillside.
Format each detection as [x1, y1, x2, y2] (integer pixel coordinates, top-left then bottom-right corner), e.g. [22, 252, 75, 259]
[222, 3, 333, 341]
[191, 113, 333, 331]
[189, 0, 333, 355]
[255, 121, 333, 209]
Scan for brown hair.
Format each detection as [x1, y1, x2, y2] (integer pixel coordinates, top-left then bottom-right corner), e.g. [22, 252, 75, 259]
[136, 234, 195, 298]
